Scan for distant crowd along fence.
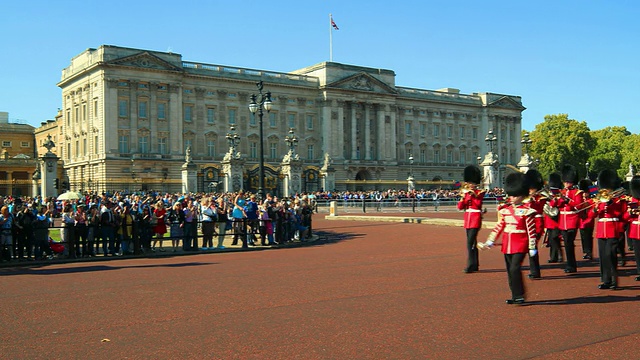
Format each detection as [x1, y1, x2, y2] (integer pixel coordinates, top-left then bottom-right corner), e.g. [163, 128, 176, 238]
[314, 197, 502, 212]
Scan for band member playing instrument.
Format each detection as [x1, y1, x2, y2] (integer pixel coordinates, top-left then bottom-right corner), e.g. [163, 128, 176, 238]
[578, 179, 596, 260]
[594, 169, 627, 290]
[457, 165, 485, 274]
[524, 169, 545, 279]
[480, 172, 537, 304]
[545, 173, 563, 264]
[626, 175, 640, 281]
[556, 165, 583, 273]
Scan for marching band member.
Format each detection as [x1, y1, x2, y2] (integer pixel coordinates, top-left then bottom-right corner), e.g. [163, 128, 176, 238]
[524, 169, 544, 279]
[480, 172, 537, 304]
[556, 165, 583, 273]
[626, 175, 640, 281]
[594, 169, 626, 290]
[457, 165, 485, 274]
[578, 179, 596, 260]
[545, 173, 563, 264]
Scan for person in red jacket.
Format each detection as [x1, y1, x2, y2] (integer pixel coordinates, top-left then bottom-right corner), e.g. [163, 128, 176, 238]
[545, 173, 563, 264]
[625, 175, 640, 281]
[457, 165, 485, 274]
[594, 169, 627, 290]
[578, 179, 596, 260]
[556, 165, 583, 273]
[480, 172, 537, 305]
[524, 169, 545, 279]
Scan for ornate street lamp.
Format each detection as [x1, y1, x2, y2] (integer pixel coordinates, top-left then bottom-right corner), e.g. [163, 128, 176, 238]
[585, 162, 590, 180]
[521, 132, 532, 154]
[248, 81, 273, 201]
[226, 126, 240, 151]
[409, 154, 414, 178]
[284, 128, 298, 153]
[485, 130, 497, 153]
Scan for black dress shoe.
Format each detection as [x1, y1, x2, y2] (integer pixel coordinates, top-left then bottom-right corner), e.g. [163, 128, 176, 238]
[610, 284, 622, 290]
[564, 268, 577, 273]
[598, 283, 612, 290]
[463, 268, 474, 274]
[528, 274, 541, 279]
[635, 276, 640, 281]
[618, 260, 626, 267]
[506, 298, 525, 305]
[547, 259, 557, 263]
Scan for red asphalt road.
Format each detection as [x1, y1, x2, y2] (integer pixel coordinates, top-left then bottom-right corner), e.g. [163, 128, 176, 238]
[1, 216, 640, 360]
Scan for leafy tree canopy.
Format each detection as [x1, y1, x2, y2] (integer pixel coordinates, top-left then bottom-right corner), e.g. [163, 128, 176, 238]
[588, 126, 629, 178]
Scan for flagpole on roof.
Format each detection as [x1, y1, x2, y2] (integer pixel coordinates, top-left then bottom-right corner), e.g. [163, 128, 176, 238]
[329, 13, 333, 62]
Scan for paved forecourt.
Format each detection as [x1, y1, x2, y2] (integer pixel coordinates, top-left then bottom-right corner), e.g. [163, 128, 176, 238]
[1, 215, 640, 359]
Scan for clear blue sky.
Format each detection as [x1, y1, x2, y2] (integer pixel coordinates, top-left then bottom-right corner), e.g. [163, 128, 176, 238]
[2, 0, 639, 134]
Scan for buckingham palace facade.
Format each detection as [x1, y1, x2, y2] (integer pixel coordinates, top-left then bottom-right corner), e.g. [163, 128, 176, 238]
[50, 45, 525, 194]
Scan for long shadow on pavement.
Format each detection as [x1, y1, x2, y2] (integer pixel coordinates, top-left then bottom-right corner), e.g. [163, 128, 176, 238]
[0, 262, 212, 276]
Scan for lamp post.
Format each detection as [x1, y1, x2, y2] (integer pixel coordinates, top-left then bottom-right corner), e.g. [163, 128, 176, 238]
[485, 129, 497, 153]
[226, 126, 240, 152]
[409, 154, 415, 212]
[409, 154, 414, 178]
[521, 132, 532, 154]
[284, 128, 298, 153]
[248, 81, 273, 201]
[585, 162, 590, 180]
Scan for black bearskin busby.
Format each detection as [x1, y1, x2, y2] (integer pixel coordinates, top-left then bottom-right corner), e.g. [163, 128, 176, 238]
[597, 169, 620, 191]
[548, 173, 562, 190]
[578, 179, 593, 193]
[630, 175, 640, 200]
[504, 172, 529, 197]
[561, 164, 578, 184]
[525, 169, 544, 191]
[463, 165, 482, 185]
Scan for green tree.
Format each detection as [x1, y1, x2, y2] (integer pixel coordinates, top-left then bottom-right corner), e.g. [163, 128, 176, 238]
[620, 133, 640, 178]
[528, 114, 593, 178]
[588, 126, 630, 179]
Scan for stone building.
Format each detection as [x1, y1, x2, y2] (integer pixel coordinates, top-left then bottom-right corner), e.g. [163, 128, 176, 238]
[51, 45, 525, 194]
[0, 112, 38, 196]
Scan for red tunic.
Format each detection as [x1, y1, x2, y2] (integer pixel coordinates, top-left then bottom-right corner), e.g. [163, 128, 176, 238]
[578, 194, 596, 229]
[457, 189, 485, 229]
[557, 187, 583, 230]
[526, 195, 545, 239]
[487, 202, 537, 254]
[625, 197, 640, 240]
[594, 197, 627, 239]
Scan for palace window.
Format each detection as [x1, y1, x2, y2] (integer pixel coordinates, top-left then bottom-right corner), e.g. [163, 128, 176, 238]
[158, 137, 167, 154]
[472, 127, 478, 140]
[447, 125, 453, 138]
[460, 151, 466, 164]
[433, 124, 440, 137]
[459, 126, 465, 139]
[250, 142, 257, 158]
[447, 150, 453, 164]
[118, 100, 128, 118]
[139, 136, 149, 153]
[419, 149, 426, 163]
[228, 109, 236, 125]
[269, 143, 277, 159]
[118, 135, 129, 153]
[288, 113, 296, 128]
[405, 121, 412, 136]
[207, 140, 216, 157]
[158, 103, 166, 120]
[184, 105, 193, 122]
[307, 144, 314, 160]
[420, 123, 426, 137]
[434, 149, 440, 163]
[269, 112, 277, 127]
[138, 101, 148, 118]
[21, 141, 30, 147]
[207, 108, 215, 124]
[306, 115, 314, 130]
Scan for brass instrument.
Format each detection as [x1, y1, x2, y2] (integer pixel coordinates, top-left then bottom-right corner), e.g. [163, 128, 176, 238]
[460, 182, 477, 196]
[596, 188, 626, 203]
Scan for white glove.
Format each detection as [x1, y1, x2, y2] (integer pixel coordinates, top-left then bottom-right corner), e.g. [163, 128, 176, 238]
[529, 249, 538, 257]
[484, 240, 494, 248]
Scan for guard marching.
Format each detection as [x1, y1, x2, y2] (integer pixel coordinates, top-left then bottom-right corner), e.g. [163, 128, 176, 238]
[457, 165, 485, 274]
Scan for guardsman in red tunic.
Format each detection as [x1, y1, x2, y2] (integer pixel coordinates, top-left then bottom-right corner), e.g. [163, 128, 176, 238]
[457, 165, 485, 273]
[524, 169, 545, 279]
[625, 175, 640, 282]
[556, 165, 583, 273]
[545, 173, 563, 263]
[480, 172, 537, 304]
[578, 179, 596, 260]
[594, 170, 627, 290]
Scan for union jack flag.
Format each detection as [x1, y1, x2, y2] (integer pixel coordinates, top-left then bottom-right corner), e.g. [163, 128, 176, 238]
[331, 16, 339, 30]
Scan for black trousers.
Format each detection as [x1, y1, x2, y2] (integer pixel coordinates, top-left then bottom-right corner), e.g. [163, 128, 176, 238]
[561, 229, 578, 270]
[547, 228, 562, 262]
[465, 228, 479, 271]
[634, 242, 640, 275]
[598, 237, 618, 285]
[528, 242, 541, 277]
[505, 253, 527, 300]
[579, 227, 594, 257]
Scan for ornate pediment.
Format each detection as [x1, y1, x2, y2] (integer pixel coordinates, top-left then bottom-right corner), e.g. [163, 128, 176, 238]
[326, 72, 397, 95]
[106, 51, 183, 72]
[488, 96, 525, 110]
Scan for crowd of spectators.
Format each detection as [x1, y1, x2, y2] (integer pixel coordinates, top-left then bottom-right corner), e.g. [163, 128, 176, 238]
[0, 190, 314, 263]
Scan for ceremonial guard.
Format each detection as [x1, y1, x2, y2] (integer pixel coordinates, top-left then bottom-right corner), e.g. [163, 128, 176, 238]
[625, 175, 640, 281]
[545, 173, 563, 264]
[556, 165, 582, 273]
[578, 179, 596, 260]
[480, 172, 538, 304]
[594, 170, 626, 290]
[524, 169, 545, 279]
[457, 165, 485, 274]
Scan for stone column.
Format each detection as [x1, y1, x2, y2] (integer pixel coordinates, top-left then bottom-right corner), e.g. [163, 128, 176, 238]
[221, 150, 245, 193]
[351, 103, 357, 159]
[32, 166, 41, 198]
[389, 105, 398, 162]
[377, 105, 385, 161]
[365, 103, 371, 160]
[320, 153, 335, 192]
[337, 100, 345, 160]
[480, 151, 499, 190]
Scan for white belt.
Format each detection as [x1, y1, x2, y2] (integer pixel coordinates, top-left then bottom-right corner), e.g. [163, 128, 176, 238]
[535, 215, 544, 218]
[599, 218, 619, 222]
[560, 211, 577, 215]
[505, 225, 525, 233]
[466, 209, 482, 213]
[632, 221, 640, 225]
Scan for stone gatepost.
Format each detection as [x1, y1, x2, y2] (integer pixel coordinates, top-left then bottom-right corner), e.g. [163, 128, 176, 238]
[40, 135, 59, 198]
[281, 151, 302, 198]
[480, 151, 499, 190]
[32, 165, 41, 198]
[320, 152, 335, 192]
[517, 153, 534, 174]
[181, 146, 198, 193]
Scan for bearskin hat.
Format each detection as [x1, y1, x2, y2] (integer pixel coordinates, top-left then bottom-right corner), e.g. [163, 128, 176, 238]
[463, 165, 482, 185]
[578, 179, 593, 193]
[561, 164, 578, 184]
[504, 172, 529, 197]
[597, 169, 620, 191]
[548, 173, 562, 190]
[630, 175, 640, 200]
[525, 169, 543, 191]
